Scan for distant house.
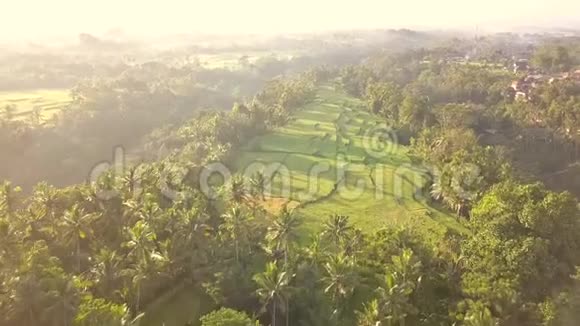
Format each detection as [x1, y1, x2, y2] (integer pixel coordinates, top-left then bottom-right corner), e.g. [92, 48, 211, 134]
[515, 91, 528, 101]
[525, 74, 547, 88]
[510, 72, 552, 101]
[549, 72, 570, 84]
[547, 70, 580, 84]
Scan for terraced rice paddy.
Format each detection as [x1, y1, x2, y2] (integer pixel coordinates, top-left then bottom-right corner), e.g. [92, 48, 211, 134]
[0, 89, 71, 121]
[235, 86, 462, 234]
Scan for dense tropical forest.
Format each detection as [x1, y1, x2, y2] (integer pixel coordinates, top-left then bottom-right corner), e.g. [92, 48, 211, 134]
[1, 29, 580, 326]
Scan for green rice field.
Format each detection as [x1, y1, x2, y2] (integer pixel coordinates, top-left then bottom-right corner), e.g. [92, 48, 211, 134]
[0, 88, 71, 121]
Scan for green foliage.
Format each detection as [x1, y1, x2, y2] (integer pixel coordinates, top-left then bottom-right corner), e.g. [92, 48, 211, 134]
[74, 296, 134, 326]
[340, 65, 375, 97]
[400, 95, 435, 134]
[462, 181, 580, 322]
[532, 45, 574, 73]
[365, 82, 403, 123]
[253, 262, 293, 326]
[4, 44, 580, 326]
[200, 308, 257, 326]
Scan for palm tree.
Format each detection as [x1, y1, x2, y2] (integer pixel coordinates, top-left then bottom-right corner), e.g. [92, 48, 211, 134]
[122, 165, 142, 199]
[390, 249, 422, 285]
[0, 181, 21, 219]
[250, 171, 267, 200]
[464, 304, 497, 326]
[31, 182, 59, 216]
[400, 96, 434, 134]
[123, 259, 150, 314]
[322, 214, 353, 249]
[266, 208, 301, 266]
[122, 220, 167, 314]
[41, 274, 78, 326]
[431, 172, 465, 217]
[253, 262, 293, 326]
[60, 204, 98, 272]
[229, 174, 248, 204]
[322, 254, 358, 320]
[124, 195, 161, 224]
[369, 249, 423, 326]
[124, 220, 158, 268]
[170, 207, 212, 276]
[344, 228, 364, 261]
[92, 248, 122, 299]
[8, 272, 47, 325]
[220, 205, 250, 263]
[266, 208, 301, 326]
[356, 299, 381, 326]
[305, 234, 325, 269]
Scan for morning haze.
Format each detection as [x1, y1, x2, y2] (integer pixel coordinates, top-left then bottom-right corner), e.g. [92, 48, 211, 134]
[1, 1, 580, 326]
[1, 0, 580, 40]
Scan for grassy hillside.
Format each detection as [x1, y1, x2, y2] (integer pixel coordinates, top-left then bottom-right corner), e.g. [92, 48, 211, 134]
[236, 86, 464, 237]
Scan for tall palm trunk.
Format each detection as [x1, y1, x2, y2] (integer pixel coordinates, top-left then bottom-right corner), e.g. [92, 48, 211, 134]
[286, 301, 289, 326]
[63, 300, 68, 326]
[284, 243, 289, 326]
[76, 239, 81, 272]
[235, 239, 239, 263]
[136, 285, 141, 314]
[272, 301, 277, 326]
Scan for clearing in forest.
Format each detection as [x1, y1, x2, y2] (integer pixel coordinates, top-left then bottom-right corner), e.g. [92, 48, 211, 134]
[235, 86, 463, 235]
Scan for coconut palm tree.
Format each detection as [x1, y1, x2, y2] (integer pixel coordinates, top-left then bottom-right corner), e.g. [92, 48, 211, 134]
[60, 204, 98, 272]
[92, 248, 122, 299]
[266, 208, 301, 266]
[41, 274, 78, 326]
[400, 96, 434, 134]
[170, 207, 212, 277]
[344, 228, 364, 261]
[124, 220, 158, 268]
[250, 171, 267, 200]
[390, 249, 422, 285]
[7, 271, 47, 325]
[220, 205, 250, 264]
[356, 299, 382, 326]
[322, 214, 353, 249]
[464, 304, 497, 326]
[431, 171, 464, 217]
[122, 220, 167, 314]
[122, 165, 142, 199]
[0, 181, 21, 219]
[123, 259, 150, 314]
[253, 262, 293, 326]
[265, 208, 301, 326]
[31, 182, 59, 217]
[322, 254, 358, 320]
[305, 234, 325, 269]
[229, 175, 248, 204]
[365, 249, 422, 326]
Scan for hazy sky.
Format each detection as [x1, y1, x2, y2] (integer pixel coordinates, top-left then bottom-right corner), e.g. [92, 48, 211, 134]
[1, 0, 579, 40]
